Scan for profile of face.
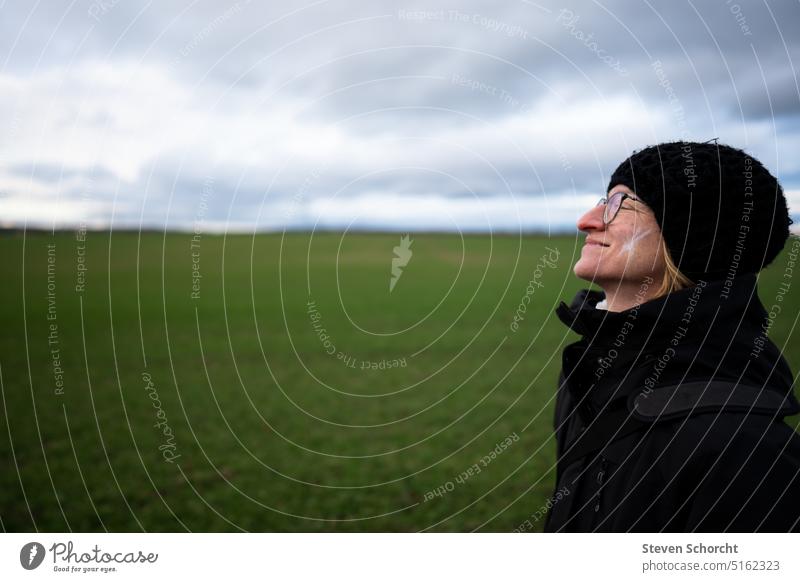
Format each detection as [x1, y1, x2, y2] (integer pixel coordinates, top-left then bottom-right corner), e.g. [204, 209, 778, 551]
[573, 184, 667, 291]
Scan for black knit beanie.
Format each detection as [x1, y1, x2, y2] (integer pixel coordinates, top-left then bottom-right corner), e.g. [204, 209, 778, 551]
[607, 141, 792, 282]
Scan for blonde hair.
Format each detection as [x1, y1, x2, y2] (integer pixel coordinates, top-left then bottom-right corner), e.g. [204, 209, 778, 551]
[653, 237, 695, 298]
[616, 195, 695, 299]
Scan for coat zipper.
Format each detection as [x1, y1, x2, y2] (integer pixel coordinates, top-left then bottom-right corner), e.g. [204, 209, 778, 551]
[593, 456, 608, 513]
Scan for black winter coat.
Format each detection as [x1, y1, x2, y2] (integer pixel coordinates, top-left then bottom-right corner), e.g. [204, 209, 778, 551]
[544, 273, 800, 532]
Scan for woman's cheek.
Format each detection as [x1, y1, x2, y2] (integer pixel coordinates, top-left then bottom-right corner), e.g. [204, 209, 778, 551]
[618, 228, 654, 255]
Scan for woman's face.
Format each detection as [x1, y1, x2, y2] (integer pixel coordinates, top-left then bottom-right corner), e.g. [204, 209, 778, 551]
[573, 184, 667, 287]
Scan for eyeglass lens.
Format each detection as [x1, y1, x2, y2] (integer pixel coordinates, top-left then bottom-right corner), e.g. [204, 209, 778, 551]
[604, 192, 624, 223]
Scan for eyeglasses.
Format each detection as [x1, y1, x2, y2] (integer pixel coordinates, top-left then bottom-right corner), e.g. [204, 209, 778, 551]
[596, 191, 640, 225]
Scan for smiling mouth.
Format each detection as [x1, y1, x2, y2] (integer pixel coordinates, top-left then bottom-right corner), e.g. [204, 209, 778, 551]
[585, 240, 610, 247]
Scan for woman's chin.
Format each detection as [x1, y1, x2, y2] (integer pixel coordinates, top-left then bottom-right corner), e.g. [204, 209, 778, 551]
[573, 261, 603, 282]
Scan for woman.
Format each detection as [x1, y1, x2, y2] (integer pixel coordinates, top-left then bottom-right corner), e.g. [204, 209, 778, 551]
[544, 141, 800, 532]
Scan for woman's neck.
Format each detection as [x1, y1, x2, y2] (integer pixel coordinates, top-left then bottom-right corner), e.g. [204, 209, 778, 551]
[599, 277, 660, 312]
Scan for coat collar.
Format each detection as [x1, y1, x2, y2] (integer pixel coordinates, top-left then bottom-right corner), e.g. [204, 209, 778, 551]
[556, 273, 797, 413]
[555, 273, 764, 345]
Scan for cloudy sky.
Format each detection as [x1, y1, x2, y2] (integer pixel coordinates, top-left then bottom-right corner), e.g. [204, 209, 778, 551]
[1, 0, 799, 233]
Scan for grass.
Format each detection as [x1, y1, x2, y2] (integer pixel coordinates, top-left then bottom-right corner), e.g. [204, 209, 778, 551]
[1, 230, 798, 532]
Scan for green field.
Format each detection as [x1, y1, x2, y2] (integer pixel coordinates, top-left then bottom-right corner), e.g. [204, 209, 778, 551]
[2, 230, 799, 532]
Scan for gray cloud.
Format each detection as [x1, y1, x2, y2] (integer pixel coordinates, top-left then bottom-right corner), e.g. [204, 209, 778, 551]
[1, 0, 799, 231]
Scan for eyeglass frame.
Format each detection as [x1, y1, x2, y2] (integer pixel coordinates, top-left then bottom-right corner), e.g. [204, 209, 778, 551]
[596, 191, 642, 225]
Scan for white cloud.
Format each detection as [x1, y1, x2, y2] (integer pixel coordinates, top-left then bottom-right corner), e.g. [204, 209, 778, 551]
[1, 0, 798, 232]
[0, 194, 114, 229]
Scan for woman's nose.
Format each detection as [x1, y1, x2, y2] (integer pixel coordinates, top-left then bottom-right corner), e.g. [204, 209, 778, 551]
[577, 203, 606, 232]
